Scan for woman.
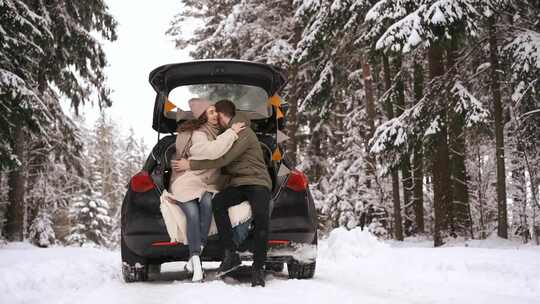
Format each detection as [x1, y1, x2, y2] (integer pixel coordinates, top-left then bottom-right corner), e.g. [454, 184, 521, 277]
[165, 97, 245, 282]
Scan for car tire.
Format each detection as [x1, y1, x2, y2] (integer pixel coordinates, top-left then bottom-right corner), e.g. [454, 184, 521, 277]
[287, 260, 316, 279]
[265, 262, 284, 272]
[122, 262, 149, 283]
[148, 263, 161, 274]
[287, 231, 317, 279]
[121, 236, 148, 282]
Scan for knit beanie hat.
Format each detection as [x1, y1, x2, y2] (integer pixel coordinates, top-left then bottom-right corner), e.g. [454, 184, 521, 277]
[188, 98, 212, 119]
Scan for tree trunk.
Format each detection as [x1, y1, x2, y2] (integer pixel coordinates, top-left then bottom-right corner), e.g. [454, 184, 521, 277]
[489, 16, 508, 239]
[511, 143, 529, 243]
[285, 10, 304, 167]
[477, 147, 486, 240]
[447, 37, 472, 238]
[394, 55, 414, 236]
[382, 54, 403, 241]
[429, 43, 450, 247]
[5, 128, 27, 241]
[412, 59, 425, 234]
[307, 117, 323, 181]
[286, 66, 300, 166]
[329, 89, 345, 160]
[361, 54, 377, 188]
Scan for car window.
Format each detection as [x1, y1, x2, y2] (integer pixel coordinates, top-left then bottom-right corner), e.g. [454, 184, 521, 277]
[168, 83, 270, 117]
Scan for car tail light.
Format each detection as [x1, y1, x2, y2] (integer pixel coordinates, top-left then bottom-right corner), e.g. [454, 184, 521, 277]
[130, 171, 155, 192]
[286, 169, 308, 192]
[268, 240, 289, 246]
[151, 241, 179, 246]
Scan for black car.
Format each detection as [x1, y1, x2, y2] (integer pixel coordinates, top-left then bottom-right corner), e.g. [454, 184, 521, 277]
[120, 60, 317, 282]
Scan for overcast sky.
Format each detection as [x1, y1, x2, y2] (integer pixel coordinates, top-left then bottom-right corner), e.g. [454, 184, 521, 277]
[65, 0, 194, 150]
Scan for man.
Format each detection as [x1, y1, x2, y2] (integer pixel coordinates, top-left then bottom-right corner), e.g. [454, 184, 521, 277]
[173, 99, 272, 287]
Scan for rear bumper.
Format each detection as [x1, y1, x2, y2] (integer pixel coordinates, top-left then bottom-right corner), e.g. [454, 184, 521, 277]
[123, 231, 317, 264]
[268, 230, 316, 245]
[239, 242, 317, 264]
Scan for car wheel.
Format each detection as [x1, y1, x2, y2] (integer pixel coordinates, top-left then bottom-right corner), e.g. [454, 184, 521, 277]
[287, 231, 317, 279]
[122, 262, 149, 283]
[121, 237, 148, 282]
[287, 260, 316, 279]
[148, 264, 161, 275]
[265, 262, 284, 272]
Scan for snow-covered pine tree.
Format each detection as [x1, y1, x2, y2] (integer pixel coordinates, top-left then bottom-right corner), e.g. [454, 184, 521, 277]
[167, 0, 240, 59]
[362, 0, 426, 241]
[1, 0, 117, 242]
[292, 0, 352, 225]
[22, 90, 87, 247]
[0, 0, 50, 170]
[1, 0, 53, 241]
[502, 1, 540, 243]
[32, 0, 118, 112]
[28, 209, 56, 247]
[122, 128, 142, 185]
[168, 0, 294, 67]
[291, 1, 400, 236]
[90, 113, 124, 216]
[314, 104, 393, 237]
[365, 0, 498, 245]
[292, 1, 348, 173]
[67, 190, 112, 247]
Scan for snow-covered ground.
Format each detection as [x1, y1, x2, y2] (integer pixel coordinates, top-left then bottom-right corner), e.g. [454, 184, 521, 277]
[1, 229, 539, 304]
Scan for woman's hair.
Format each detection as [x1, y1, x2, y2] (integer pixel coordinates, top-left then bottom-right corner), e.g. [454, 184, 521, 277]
[177, 112, 208, 133]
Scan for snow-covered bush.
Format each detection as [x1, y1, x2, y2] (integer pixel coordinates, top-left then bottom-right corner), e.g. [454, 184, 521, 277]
[28, 210, 56, 248]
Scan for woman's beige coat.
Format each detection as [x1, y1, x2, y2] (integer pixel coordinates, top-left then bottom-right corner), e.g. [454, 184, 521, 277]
[160, 128, 251, 244]
[170, 128, 238, 203]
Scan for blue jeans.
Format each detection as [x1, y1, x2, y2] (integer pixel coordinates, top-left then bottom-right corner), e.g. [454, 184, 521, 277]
[233, 220, 251, 246]
[175, 192, 252, 255]
[175, 191, 213, 257]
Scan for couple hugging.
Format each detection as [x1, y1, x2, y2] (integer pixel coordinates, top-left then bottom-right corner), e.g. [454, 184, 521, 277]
[160, 98, 271, 287]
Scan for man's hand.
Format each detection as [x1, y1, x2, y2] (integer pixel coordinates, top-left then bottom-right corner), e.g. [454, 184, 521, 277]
[171, 159, 190, 172]
[230, 122, 246, 134]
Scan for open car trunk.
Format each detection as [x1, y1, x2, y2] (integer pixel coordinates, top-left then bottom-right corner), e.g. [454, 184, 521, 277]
[147, 60, 289, 194]
[149, 60, 287, 134]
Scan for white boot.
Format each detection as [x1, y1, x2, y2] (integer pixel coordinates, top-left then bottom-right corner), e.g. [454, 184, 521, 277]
[184, 256, 194, 273]
[191, 255, 203, 282]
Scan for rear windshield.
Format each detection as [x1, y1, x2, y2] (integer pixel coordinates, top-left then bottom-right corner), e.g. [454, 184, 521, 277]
[168, 83, 270, 117]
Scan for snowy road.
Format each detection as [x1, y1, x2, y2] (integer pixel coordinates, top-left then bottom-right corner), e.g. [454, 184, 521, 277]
[2, 229, 539, 304]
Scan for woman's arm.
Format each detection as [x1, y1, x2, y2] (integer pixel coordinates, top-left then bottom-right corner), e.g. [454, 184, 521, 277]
[189, 129, 239, 160]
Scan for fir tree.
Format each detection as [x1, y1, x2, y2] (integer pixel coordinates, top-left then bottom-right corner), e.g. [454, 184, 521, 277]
[67, 190, 112, 247]
[1, 0, 117, 242]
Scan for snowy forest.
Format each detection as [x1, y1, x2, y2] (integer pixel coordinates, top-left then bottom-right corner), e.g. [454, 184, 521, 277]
[0, 1, 147, 248]
[167, 0, 540, 247]
[1, 0, 540, 250]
